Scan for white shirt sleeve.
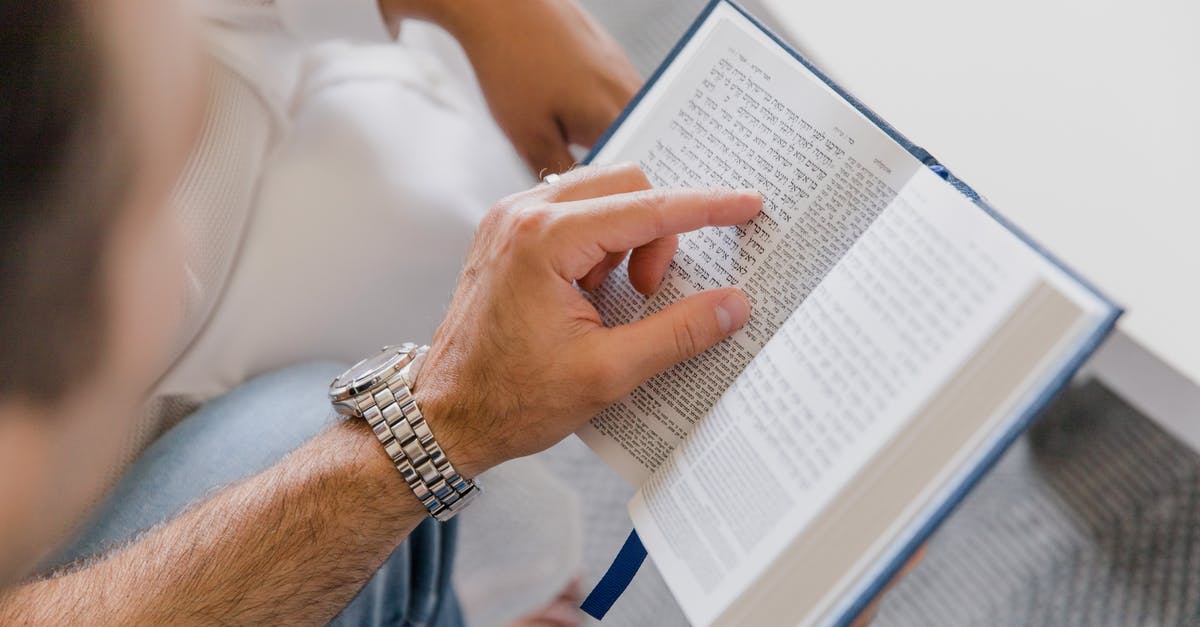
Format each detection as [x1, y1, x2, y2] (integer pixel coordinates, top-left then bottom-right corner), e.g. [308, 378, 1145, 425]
[275, 0, 394, 44]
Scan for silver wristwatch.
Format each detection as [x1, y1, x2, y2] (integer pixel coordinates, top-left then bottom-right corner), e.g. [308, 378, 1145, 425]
[329, 343, 481, 521]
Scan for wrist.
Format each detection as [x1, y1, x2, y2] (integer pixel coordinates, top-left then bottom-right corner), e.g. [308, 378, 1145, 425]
[331, 344, 486, 521]
[332, 420, 431, 519]
[407, 365, 494, 480]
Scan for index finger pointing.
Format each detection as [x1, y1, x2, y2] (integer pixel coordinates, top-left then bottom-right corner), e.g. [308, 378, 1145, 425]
[539, 162, 653, 203]
[553, 188, 762, 279]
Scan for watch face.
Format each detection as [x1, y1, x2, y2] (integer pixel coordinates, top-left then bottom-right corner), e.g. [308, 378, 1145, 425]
[346, 349, 397, 381]
[332, 346, 404, 397]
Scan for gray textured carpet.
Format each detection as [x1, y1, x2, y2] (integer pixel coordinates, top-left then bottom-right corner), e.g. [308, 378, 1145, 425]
[876, 382, 1200, 626]
[557, 1, 1200, 625]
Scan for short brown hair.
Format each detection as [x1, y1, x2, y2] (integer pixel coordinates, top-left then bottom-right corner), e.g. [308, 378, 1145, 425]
[0, 1, 132, 402]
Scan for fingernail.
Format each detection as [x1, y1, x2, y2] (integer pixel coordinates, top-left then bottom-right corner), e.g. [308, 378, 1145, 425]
[716, 291, 751, 333]
[736, 188, 762, 201]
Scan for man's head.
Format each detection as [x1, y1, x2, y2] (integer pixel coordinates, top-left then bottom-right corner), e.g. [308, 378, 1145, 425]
[0, 0, 204, 582]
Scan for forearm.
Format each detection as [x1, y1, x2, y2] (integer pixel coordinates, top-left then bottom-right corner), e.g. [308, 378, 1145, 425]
[375, 0, 493, 41]
[0, 421, 426, 625]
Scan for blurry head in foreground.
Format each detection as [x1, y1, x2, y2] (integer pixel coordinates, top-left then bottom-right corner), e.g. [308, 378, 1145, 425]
[0, 0, 205, 583]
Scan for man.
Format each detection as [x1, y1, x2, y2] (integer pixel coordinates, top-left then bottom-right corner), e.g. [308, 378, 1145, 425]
[8, 0, 645, 621]
[60, 7, 643, 617]
[0, 0, 759, 623]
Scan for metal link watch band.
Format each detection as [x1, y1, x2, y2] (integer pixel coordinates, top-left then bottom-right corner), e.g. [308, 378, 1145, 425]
[353, 346, 480, 521]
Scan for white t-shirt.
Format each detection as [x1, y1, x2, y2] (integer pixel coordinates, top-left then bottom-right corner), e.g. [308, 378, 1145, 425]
[156, 0, 533, 404]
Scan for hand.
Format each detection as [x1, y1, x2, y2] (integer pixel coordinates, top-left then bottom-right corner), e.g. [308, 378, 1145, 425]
[411, 163, 761, 477]
[404, 0, 641, 174]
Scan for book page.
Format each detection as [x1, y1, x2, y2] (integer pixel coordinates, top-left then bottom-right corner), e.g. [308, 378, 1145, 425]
[628, 165, 1048, 626]
[578, 4, 921, 484]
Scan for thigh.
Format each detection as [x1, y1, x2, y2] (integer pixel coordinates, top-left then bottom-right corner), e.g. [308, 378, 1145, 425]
[332, 517, 463, 627]
[52, 361, 348, 564]
[48, 362, 463, 627]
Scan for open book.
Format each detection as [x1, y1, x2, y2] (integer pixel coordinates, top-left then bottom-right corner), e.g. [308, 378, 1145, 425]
[574, 2, 1121, 625]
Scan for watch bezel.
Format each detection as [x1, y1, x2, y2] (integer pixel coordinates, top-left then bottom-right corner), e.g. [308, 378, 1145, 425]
[329, 344, 418, 408]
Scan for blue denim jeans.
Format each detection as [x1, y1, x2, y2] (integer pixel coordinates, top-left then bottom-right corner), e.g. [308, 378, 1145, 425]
[50, 362, 463, 627]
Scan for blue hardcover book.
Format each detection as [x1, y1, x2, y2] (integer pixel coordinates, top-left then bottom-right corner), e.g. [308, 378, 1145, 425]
[574, 1, 1121, 625]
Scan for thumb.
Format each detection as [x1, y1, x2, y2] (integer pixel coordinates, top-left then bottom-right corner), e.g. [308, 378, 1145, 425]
[607, 288, 751, 387]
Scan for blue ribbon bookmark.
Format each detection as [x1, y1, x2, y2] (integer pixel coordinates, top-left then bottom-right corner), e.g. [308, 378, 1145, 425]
[580, 530, 647, 620]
